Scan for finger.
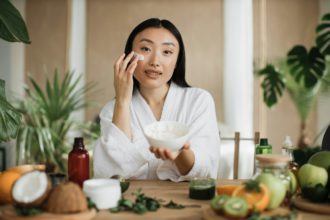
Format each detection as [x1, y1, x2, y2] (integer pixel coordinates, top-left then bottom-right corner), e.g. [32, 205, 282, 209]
[114, 53, 126, 74]
[150, 147, 160, 158]
[164, 149, 177, 160]
[127, 61, 137, 77]
[120, 51, 135, 71]
[157, 148, 167, 160]
[182, 143, 190, 149]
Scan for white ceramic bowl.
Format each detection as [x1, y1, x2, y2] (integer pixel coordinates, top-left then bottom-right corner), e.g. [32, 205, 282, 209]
[144, 121, 190, 151]
[83, 179, 121, 209]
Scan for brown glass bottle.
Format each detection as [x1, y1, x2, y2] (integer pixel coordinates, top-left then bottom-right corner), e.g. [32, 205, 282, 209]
[68, 137, 89, 187]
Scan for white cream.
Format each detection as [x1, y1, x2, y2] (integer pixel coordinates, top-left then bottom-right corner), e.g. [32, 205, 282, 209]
[146, 123, 186, 140]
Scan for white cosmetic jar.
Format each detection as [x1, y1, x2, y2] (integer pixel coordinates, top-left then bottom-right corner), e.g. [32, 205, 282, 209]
[83, 179, 121, 209]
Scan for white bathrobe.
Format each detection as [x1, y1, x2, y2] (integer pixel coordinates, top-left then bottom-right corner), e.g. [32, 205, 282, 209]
[93, 82, 220, 182]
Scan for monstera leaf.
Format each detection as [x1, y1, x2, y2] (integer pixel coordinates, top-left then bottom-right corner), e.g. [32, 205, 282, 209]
[0, 79, 22, 143]
[316, 13, 330, 56]
[258, 64, 286, 108]
[0, 0, 30, 43]
[287, 46, 325, 88]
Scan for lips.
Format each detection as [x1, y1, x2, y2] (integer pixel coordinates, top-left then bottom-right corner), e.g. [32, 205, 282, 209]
[145, 69, 162, 79]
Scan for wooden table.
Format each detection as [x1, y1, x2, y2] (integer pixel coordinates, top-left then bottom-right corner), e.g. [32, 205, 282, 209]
[0, 180, 329, 220]
[93, 180, 329, 220]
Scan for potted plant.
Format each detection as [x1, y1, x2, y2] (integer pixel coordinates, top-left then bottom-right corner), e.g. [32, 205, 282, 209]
[258, 13, 330, 148]
[16, 71, 95, 172]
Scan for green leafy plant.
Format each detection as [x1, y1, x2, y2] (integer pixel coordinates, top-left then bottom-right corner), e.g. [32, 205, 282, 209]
[0, 79, 22, 143]
[258, 13, 330, 148]
[16, 70, 94, 172]
[0, 0, 30, 144]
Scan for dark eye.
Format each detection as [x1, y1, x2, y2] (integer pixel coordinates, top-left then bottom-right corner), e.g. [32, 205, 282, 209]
[164, 50, 173, 55]
[141, 47, 150, 52]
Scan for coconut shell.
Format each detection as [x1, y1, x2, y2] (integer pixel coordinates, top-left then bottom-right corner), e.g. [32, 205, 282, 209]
[12, 171, 52, 208]
[46, 182, 87, 214]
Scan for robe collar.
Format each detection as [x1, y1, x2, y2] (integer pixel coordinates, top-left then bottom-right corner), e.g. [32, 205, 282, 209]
[132, 82, 178, 127]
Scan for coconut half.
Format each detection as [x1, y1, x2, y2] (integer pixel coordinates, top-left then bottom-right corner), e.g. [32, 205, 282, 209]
[12, 170, 51, 207]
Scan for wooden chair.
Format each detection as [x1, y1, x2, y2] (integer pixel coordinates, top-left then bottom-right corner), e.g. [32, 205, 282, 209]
[221, 131, 260, 179]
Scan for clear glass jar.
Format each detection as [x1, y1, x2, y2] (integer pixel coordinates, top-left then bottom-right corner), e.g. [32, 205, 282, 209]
[253, 155, 292, 205]
[189, 177, 215, 200]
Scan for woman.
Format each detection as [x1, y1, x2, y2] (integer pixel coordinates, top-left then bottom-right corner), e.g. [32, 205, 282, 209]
[93, 18, 220, 181]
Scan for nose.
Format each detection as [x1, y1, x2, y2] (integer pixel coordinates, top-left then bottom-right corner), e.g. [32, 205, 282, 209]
[149, 51, 160, 67]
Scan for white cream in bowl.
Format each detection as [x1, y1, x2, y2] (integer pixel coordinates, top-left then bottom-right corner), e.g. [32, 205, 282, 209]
[144, 121, 190, 151]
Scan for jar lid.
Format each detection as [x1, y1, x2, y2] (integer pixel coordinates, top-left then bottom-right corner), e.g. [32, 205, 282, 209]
[255, 154, 290, 165]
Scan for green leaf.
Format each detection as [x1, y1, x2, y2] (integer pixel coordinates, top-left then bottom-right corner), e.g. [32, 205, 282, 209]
[258, 64, 286, 107]
[0, 79, 22, 142]
[316, 13, 330, 56]
[0, 0, 31, 43]
[287, 46, 325, 88]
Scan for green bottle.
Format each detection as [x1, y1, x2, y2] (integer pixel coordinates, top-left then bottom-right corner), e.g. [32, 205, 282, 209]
[256, 138, 272, 154]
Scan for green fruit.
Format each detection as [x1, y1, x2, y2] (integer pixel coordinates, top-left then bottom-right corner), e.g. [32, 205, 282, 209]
[256, 173, 286, 210]
[298, 164, 328, 188]
[308, 151, 330, 170]
[223, 197, 248, 218]
[288, 170, 297, 194]
[211, 194, 230, 213]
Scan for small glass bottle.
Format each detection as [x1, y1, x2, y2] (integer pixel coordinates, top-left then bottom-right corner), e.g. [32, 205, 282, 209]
[68, 137, 90, 187]
[254, 155, 293, 205]
[281, 135, 299, 176]
[255, 138, 272, 154]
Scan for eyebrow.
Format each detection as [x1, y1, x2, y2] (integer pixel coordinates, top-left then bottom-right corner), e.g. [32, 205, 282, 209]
[139, 38, 176, 47]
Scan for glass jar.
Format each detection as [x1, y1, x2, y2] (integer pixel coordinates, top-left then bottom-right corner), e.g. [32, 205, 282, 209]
[254, 155, 293, 205]
[189, 177, 215, 200]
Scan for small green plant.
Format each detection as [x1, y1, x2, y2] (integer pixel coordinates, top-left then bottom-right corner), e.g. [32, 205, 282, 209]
[16, 70, 95, 172]
[258, 13, 330, 148]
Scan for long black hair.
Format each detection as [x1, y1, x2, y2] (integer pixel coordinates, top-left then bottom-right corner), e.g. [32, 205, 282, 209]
[124, 18, 190, 90]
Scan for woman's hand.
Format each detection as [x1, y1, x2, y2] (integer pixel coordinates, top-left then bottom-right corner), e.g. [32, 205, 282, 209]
[112, 51, 139, 139]
[114, 51, 139, 104]
[149, 143, 190, 161]
[150, 143, 195, 175]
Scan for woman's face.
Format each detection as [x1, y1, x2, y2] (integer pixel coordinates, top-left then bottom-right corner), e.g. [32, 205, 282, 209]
[132, 27, 179, 90]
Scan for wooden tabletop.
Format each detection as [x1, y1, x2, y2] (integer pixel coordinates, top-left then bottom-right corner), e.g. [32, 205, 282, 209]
[1, 180, 329, 220]
[93, 179, 329, 220]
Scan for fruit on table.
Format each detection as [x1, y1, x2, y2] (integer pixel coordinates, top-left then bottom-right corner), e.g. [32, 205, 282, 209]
[232, 180, 269, 212]
[216, 185, 238, 196]
[46, 182, 87, 214]
[301, 184, 329, 203]
[223, 197, 248, 219]
[288, 170, 298, 194]
[308, 151, 330, 170]
[256, 173, 286, 210]
[211, 194, 230, 214]
[0, 170, 21, 204]
[298, 164, 328, 188]
[12, 171, 52, 207]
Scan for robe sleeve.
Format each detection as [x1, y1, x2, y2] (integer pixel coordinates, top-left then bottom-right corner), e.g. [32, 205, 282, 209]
[157, 90, 220, 182]
[93, 101, 149, 179]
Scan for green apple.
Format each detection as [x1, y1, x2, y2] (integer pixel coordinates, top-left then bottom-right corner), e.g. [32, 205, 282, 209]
[256, 173, 286, 210]
[308, 151, 330, 170]
[298, 164, 328, 188]
[288, 170, 297, 194]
